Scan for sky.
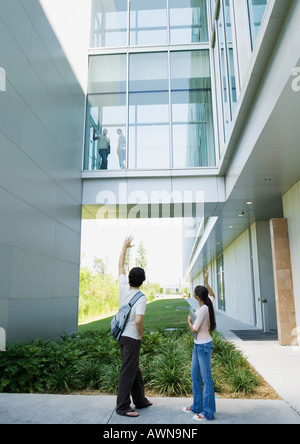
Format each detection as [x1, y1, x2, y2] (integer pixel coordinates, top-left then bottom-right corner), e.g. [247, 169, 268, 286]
[80, 218, 187, 287]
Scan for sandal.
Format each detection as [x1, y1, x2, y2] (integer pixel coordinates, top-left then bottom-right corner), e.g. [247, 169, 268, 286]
[123, 409, 140, 417]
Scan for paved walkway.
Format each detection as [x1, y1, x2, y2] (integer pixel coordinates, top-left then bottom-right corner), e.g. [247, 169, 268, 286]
[1, 311, 300, 425]
[0, 393, 299, 425]
[215, 311, 300, 416]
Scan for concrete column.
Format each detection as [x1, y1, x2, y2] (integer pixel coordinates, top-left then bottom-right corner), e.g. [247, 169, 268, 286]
[270, 219, 298, 346]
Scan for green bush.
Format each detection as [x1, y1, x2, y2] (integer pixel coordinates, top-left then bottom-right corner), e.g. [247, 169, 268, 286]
[79, 270, 120, 324]
[0, 330, 260, 397]
[78, 269, 163, 324]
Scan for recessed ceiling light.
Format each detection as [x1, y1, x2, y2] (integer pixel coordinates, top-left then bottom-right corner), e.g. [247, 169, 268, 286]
[246, 201, 253, 205]
[229, 225, 234, 228]
[238, 212, 245, 217]
[264, 178, 272, 182]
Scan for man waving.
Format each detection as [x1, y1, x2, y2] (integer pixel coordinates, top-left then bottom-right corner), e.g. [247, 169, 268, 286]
[116, 236, 153, 417]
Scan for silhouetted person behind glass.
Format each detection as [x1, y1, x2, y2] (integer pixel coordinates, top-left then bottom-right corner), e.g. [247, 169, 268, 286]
[117, 129, 126, 169]
[93, 128, 110, 170]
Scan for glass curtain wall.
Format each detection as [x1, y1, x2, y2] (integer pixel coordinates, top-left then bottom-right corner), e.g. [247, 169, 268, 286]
[129, 0, 168, 46]
[247, 0, 268, 49]
[171, 50, 215, 167]
[85, 51, 215, 170]
[129, 53, 169, 169]
[91, 0, 128, 47]
[90, 0, 210, 48]
[215, 0, 237, 141]
[169, 0, 209, 44]
[86, 0, 215, 171]
[84, 55, 127, 170]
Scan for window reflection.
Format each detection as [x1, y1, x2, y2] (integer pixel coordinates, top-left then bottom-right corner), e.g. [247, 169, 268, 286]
[91, 0, 128, 48]
[224, 0, 237, 114]
[130, 0, 168, 46]
[171, 51, 215, 168]
[88, 54, 127, 94]
[248, 0, 268, 49]
[85, 55, 128, 170]
[85, 94, 127, 170]
[217, 4, 231, 139]
[84, 51, 216, 171]
[129, 53, 169, 169]
[169, 0, 209, 44]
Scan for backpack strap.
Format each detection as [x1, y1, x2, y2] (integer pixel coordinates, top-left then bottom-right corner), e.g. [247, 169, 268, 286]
[128, 291, 144, 308]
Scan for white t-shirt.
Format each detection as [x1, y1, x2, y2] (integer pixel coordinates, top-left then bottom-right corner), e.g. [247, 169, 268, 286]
[192, 296, 215, 345]
[119, 274, 147, 340]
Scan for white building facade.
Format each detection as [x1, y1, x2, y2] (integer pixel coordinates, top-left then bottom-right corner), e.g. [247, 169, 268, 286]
[0, 0, 300, 346]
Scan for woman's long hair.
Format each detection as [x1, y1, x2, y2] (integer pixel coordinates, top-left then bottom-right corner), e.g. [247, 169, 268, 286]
[194, 286, 216, 333]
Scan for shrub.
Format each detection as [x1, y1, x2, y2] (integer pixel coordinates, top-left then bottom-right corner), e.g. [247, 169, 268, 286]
[0, 330, 261, 397]
[146, 335, 192, 396]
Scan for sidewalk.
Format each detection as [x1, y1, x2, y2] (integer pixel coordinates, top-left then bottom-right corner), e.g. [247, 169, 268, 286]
[1, 312, 300, 425]
[215, 311, 300, 416]
[0, 393, 300, 425]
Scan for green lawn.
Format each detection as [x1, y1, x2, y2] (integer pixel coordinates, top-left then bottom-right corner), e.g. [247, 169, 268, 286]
[78, 298, 190, 333]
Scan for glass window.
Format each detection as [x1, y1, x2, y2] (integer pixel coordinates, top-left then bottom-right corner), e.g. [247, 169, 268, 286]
[129, 52, 169, 92]
[169, 0, 209, 44]
[217, 3, 231, 139]
[171, 51, 215, 168]
[85, 94, 127, 170]
[85, 45, 216, 171]
[88, 54, 127, 94]
[224, 0, 237, 114]
[90, 0, 128, 48]
[85, 55, 127, 170]
[129, 53, 170, 169]
[130, 0, 168, 46]
[217, 255, 226, 311]
[248, 0, 268, 49]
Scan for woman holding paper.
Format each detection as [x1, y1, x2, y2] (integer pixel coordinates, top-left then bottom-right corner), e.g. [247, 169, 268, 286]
[183, 270, 216, 421]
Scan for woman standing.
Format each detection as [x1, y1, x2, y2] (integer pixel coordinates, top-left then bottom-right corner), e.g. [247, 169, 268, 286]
[183, 270, 217, 421]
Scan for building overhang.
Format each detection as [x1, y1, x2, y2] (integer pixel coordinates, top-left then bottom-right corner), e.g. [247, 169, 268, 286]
[82, 172, 225, 220]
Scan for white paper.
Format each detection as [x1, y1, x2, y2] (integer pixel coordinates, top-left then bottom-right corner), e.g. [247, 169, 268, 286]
[184, 297, 199, 324]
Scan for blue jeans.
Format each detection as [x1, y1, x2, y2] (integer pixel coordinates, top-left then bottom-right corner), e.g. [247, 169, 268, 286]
[190, 341, 216, 420]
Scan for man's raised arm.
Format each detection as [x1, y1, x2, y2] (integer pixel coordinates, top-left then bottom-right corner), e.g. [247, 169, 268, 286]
[118, 235, 134, 277]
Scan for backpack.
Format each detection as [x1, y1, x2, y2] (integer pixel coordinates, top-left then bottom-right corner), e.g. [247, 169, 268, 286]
[111, 291, 144, 340]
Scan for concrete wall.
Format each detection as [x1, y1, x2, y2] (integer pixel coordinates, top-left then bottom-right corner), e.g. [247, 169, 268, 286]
[0, 0, 86, 342]
[283, 180, 300, 343]
[222, 229, 256, 326]
[190, 223, 277, 330]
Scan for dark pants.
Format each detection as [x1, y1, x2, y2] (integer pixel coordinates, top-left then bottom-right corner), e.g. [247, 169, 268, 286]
[99, 149, 108, 169]
[116, 336, 148, 415]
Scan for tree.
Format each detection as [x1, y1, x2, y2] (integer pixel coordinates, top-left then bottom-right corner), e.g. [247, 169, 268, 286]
[93, 257, 108, 275]
[135, 242, 148, 271]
